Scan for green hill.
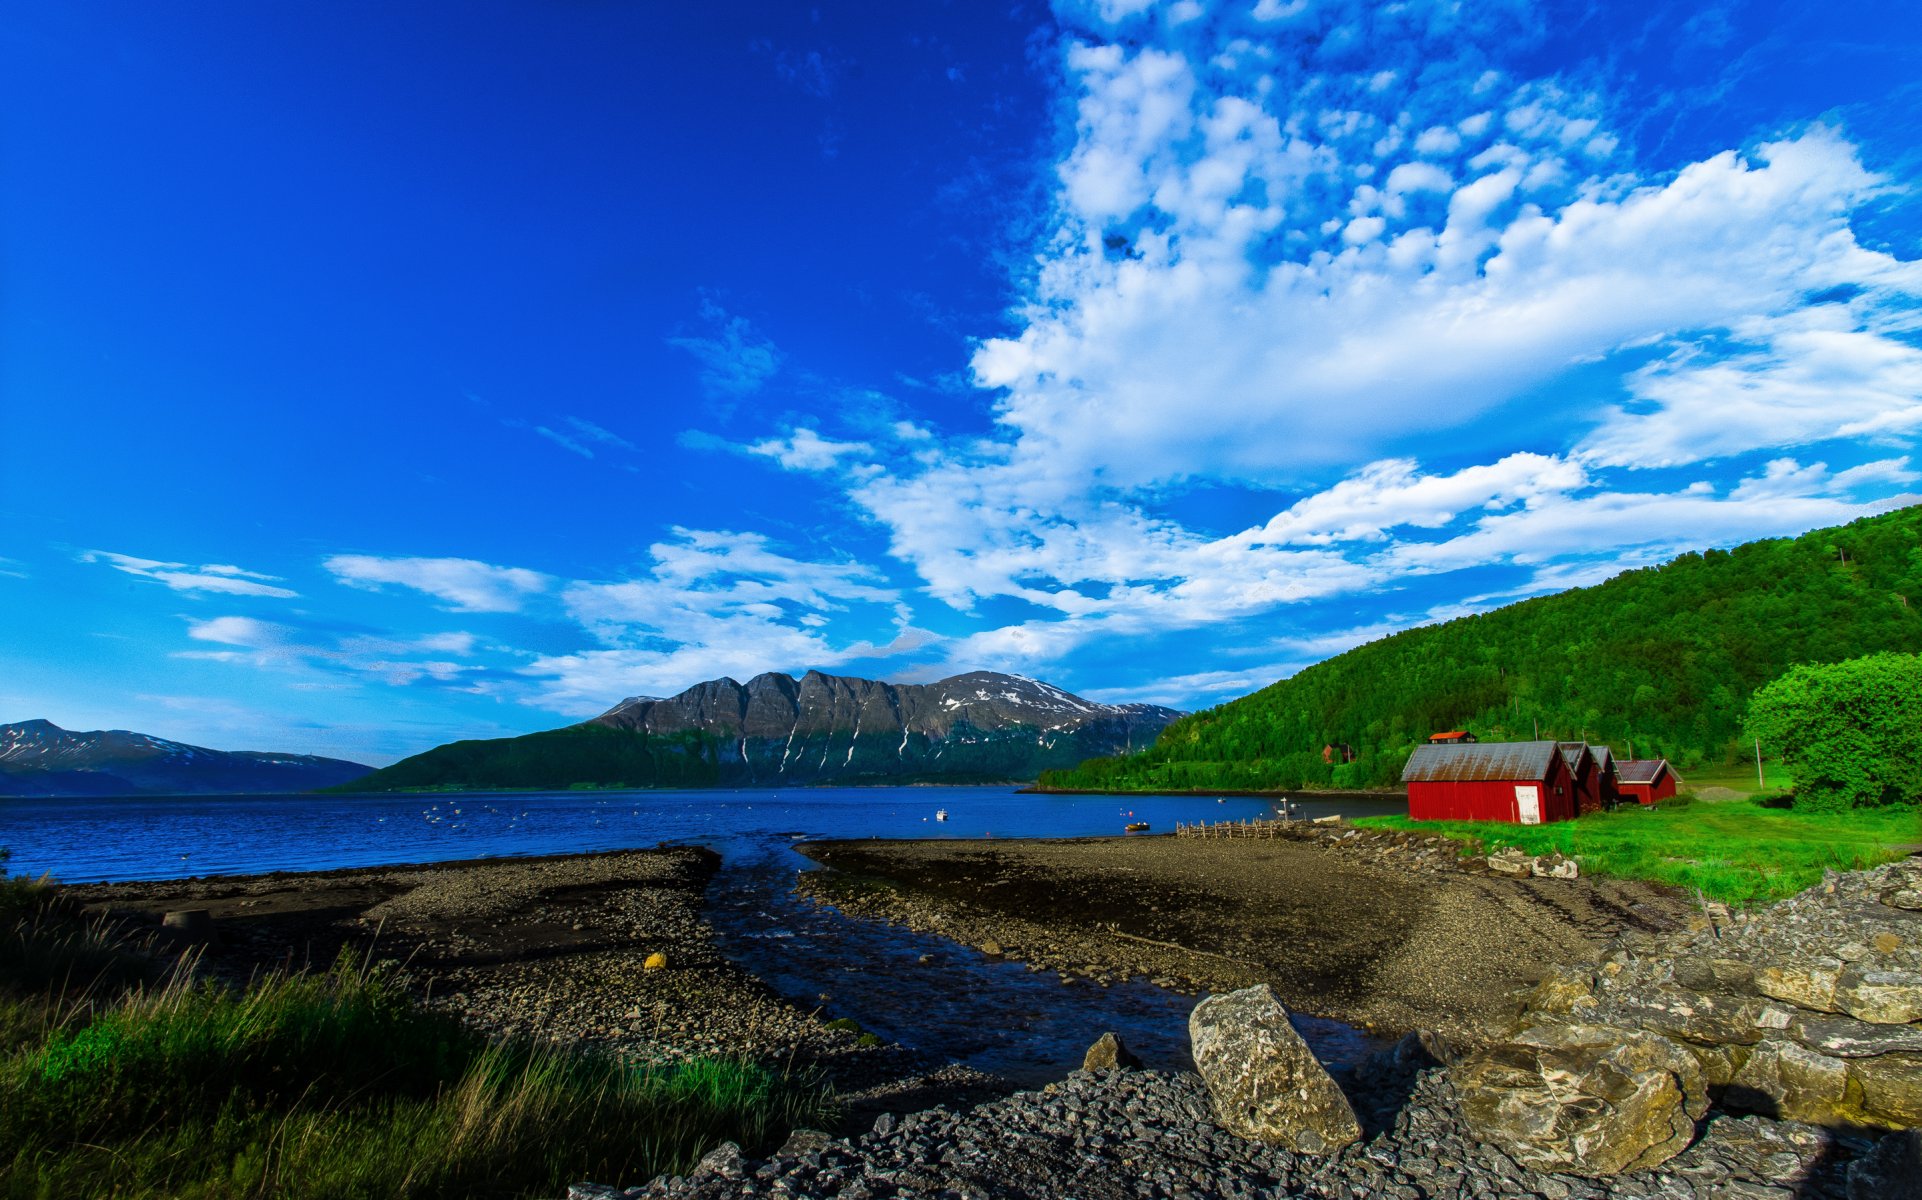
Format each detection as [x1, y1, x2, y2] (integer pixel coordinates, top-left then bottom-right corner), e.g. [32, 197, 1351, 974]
[1041, 506, 1922, 793]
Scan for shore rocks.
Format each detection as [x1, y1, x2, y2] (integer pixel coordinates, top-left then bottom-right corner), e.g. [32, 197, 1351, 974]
[1082, 1031, 1142, 1072]
[1188, 984, 1362, 1154]
[1455, 1023, 1707, 1175]
[1502, 855, 1922, 1133]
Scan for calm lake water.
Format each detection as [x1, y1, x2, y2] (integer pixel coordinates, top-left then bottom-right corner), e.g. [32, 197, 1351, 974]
[1, 786, 1404, 1084]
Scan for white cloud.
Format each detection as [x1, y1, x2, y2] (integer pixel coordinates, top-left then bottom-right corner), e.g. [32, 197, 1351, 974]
[564, 416, 635, 451]
[1580, 324, 1922, 468]
[323, 555, 551, 613]
[83, 551, 298, 598]
[747, 428, 876, 471]
[535, 426, 594, 458]
[1248, 453, 1588, 545]
[522, 528, 910, 711]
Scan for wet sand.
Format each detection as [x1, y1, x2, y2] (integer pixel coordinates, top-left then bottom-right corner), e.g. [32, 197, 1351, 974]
[797, 833, 1697, 1044]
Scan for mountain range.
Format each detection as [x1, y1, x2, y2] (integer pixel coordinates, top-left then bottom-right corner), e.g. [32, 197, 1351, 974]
[338, 670, 1183, 791]
[0, 720, 372, 797]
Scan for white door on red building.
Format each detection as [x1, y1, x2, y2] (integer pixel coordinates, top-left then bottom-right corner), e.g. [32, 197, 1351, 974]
[1515, 785, 1541, 825]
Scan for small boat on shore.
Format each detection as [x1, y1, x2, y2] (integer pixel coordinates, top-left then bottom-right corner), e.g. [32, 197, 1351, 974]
[1124, 821, 1150, 832]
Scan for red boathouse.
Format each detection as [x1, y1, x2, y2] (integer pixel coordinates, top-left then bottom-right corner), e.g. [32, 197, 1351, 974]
[1402, 740, 1578, 825]
[1613, 759, 1678, 805]
[1559, 742, 1614, 816]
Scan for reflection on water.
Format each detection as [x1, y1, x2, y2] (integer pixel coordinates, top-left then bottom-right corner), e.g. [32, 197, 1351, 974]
[3, 786, 1396, 1083]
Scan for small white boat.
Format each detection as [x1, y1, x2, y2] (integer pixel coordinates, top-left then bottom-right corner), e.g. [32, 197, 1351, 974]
[935, 808, 949, 821]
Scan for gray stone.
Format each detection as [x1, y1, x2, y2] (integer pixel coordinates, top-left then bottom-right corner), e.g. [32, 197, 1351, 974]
[1852, 1051, 1922, 1127]
[1188, 983, 1362, 1155]
[1754, 956, 1844, 1012]
[1083, 1031, 1143, 1072]
[1672, 956, 1756, 995]
[1725, 1038, 1850, 1124]
[1601, 984, 1767, 1045]
[1786, 1011, 1922, 1057]
[1453, 1023, 1707, 1177]
[1882, 888, 1922, 911]
[1533, 854, 1580, 880]
[1835, 966, 1922, 1024]
[694, 1141, 746, 1179]
[1847, 1128, 1922, 1200]
[777, 1129, 833, 1158]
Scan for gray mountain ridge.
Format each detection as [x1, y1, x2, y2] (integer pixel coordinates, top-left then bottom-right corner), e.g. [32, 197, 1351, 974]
[0, 719, 372, 797]
[586, 669, 1182, 784]
[343, 669, 1184, 791]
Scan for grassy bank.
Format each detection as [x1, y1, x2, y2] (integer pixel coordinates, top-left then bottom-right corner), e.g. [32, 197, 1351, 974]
[0, 870, 829, 1200]
[1356, 796, 1918, 906]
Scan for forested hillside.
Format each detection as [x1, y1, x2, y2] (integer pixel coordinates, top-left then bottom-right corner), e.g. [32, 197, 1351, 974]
[1042, 506, 1922, 793]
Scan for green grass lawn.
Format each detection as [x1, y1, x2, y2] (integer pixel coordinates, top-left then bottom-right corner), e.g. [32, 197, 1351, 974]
[1677, 761, 1795, 795]
[1356, 796, 1919, 906]
[0, 870, 832, 1200]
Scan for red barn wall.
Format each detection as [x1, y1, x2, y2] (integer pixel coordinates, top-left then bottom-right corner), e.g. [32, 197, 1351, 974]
[1618, 772, 1677, 805]
[1408, 756, 1577, 824]
[1573, 760, 1606, 816]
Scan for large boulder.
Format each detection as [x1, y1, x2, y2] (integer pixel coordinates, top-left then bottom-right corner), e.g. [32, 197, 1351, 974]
[1188, 984, 1362, 1155]
[1454, 1023, 1708, 1176]
[1852, 1052, 1922, 1127]
[1725, 1037, 1852, 1124]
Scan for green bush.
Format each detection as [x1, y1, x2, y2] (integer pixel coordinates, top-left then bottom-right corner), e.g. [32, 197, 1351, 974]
[1746, 652, 1922, 811]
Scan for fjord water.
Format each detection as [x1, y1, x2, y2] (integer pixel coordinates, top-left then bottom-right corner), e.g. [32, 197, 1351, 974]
[2, 786, 1395, 1083]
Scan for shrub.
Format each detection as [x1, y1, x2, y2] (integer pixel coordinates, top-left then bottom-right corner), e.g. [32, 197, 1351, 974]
[1746, 652, 1922, 811]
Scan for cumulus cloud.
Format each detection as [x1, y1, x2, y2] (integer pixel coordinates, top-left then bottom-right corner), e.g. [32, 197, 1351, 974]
[82, 551, 298, 598]
[731, 0, 1920, 695]
[526, 528, 912, 710]
[323, 555, 551, 613]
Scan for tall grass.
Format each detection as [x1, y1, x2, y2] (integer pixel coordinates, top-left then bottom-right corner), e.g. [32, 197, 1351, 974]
[1357, 796, 1919, 905]
[0, 871, 831, 1200]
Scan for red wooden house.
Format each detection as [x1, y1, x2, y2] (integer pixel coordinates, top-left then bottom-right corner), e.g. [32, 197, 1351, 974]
[1559, 742, 1613, 816]
[1612, 759, 1678, 805]
[1402, 740, 1578, 824]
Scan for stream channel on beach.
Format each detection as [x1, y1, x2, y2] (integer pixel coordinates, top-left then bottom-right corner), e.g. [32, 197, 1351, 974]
[3, 786, 1400, 1085]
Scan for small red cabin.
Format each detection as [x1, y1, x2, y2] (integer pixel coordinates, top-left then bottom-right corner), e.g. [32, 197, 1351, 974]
[1403, 740, 1577, 824]
[1559, 743, 1613, 816]
[1428, 731, 1477, 744]
[1613, 759, 1678, 805]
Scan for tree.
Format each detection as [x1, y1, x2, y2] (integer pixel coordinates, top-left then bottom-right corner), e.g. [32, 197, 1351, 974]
[1745, 652, 1922, 811]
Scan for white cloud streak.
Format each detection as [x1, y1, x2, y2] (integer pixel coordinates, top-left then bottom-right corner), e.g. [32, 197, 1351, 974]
[83, 551, 298, 598]
[323, 555, 551, 613]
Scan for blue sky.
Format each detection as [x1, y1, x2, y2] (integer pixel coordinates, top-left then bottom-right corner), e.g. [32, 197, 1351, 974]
[3, 1, 1919, 766]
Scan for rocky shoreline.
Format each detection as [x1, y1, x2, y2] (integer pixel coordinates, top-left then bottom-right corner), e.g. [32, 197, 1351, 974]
[57, 837, 1920, 1199]
[60, 848, 1005, 1116]
[574, 1046, 1909, 1200]
[573, 849, 1921, 1200]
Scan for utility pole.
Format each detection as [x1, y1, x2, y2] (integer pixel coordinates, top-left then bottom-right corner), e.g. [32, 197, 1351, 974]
[1534, 716, 1540, 740]
[1755, 737, 1765, 789]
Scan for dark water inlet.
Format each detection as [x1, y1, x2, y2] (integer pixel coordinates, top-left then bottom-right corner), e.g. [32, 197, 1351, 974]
[4, 785, 1394, 1085]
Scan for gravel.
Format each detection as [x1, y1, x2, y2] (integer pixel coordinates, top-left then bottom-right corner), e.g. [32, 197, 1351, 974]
[571, 1037, 1892, 1199]
[796, 831, 1695, 1045]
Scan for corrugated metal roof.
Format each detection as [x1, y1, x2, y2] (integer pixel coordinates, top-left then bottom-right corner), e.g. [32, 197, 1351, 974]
[1402, 741, 1561, 783]
[1591, 745, 1614, 772]
[1615, 759, 1669, 785]
[1557, 742, 1592, 771]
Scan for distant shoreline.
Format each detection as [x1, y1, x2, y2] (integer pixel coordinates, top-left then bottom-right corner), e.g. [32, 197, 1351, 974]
[1017, 785, 1407, 801]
